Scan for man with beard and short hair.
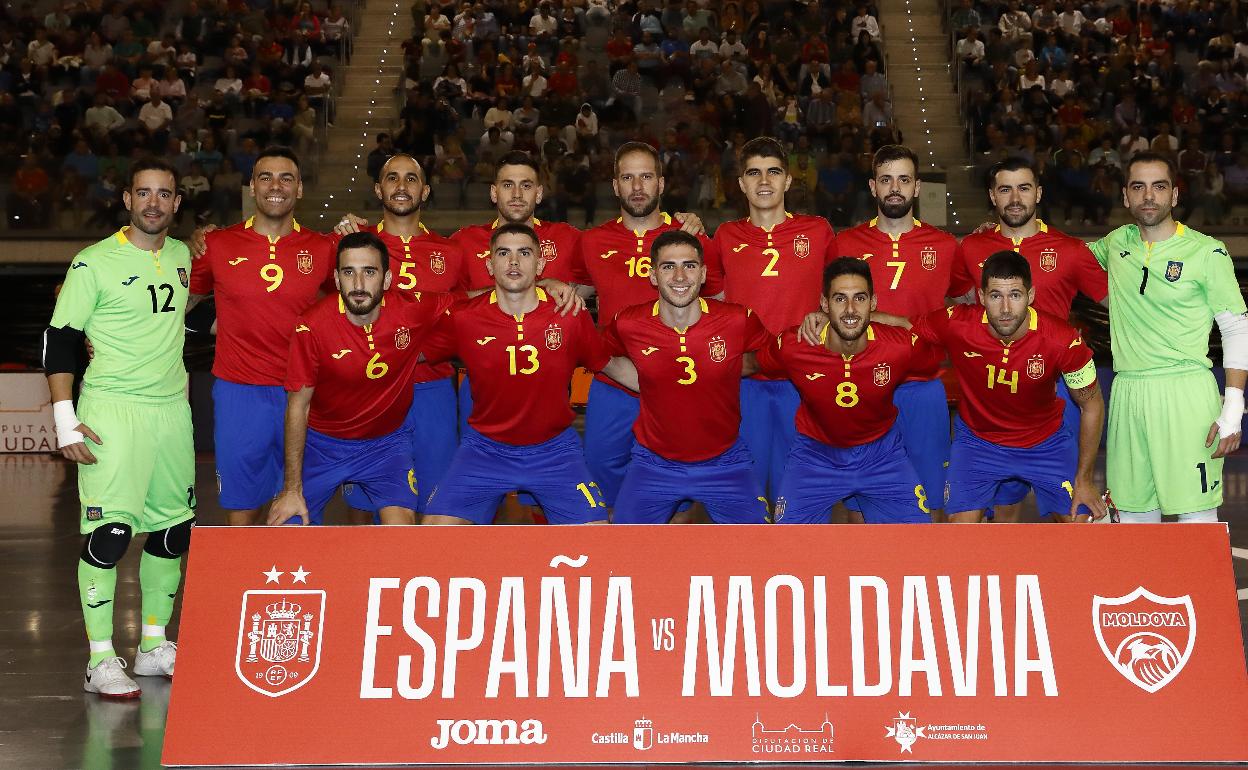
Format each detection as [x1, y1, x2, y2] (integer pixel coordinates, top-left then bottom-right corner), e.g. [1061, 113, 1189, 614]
[267, 232, 455, 526]
[604, 231, 771, 524]
[909, 251, 1108, 523]
[755, 258, 938, 524]
[45, 159, 194, 696]
[1086, 151, 1247, 523]
[187, 146, 338, 525]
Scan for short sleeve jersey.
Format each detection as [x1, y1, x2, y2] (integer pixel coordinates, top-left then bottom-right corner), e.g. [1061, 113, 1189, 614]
[189, 218, 336, 386]
[755, 323, 941, 447]
[50, 228, 191, 400]
[286, 291, 454, 439]
[959, 220, 1108, 319]
[837, 218, 971, 316]
[912, 305, 1095, 447]
[421, 288, 610, 444]
[602, 298, 770, 462]
[451, 217, 582, 289]
[1089, 223, 1246, 373]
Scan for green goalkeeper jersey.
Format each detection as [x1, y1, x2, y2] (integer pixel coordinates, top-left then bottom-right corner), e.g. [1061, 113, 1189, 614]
[1090, 222, 1246, 373]
[50, 228, 191, 400]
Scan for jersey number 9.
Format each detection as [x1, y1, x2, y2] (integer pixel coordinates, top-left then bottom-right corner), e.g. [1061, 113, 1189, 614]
[260, 263, 284, 292]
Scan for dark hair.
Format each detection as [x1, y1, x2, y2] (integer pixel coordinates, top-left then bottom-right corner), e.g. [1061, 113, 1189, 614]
[489, 222, 539, 250]
[871, 144, 919, 176]
[336, 231, 389, 270]
[986, 155, 1039, 189]
[614, 140, 663, 176]
[981, 249, 1031, 290]
[127, 157, 180, 190]
[1125, 150, 1178, 186]
[255, 145, 301, 176]
[495, 150, 541, 177]
[651, 230, 703, 263]
[823, 256, 873, 296]
[739, 136, 788, 173]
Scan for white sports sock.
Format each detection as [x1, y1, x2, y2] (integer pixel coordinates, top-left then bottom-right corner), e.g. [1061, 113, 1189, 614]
[1116, 509, 1162, 523]
[1175, 509, 1219, 523]
[89, 639, 114, 654]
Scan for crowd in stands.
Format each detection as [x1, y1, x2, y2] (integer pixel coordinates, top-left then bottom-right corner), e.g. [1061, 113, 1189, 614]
[954, 0, 1248, 225]
[2, 0, 352, 230]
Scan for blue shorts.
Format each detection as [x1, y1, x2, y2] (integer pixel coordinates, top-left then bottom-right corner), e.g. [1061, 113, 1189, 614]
[613, 438, 769, 524]
[343, 377, 458, 514]
[583, 378, 640, 507]
[894, 378, 950, 506]
[301, 426, 419, 525]
[945, 417, 1085, 518]
[775, 427, 930, 524]
[425, 427, 607, 525]
[212, 379, 285, 510]
[993, 379, 1079, 506]
[739, 378, 799, 501]
[458, 373, 539, 508]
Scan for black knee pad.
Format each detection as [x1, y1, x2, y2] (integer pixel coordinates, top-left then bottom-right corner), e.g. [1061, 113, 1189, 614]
[143, 517, 196, 559]
[81, 523, 133, 569]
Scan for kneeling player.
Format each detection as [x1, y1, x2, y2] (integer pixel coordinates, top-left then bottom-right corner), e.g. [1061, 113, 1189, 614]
[756, 258, 935, 523]
[269, 232, 453, 525]
[420, 223, 636, 525]
[605, 231, 771, 524]
[911, 251, 1108, 522]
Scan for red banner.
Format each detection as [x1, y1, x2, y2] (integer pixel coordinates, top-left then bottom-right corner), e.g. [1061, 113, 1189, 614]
[164, 525, 1248, 766]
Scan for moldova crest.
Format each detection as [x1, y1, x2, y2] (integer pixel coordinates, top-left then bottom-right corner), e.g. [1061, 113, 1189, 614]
[296, 250, 314, 275]
[177, 267, 189, 288]
[430, 251, 446, 275]
[236, 590, 324, 697]
[708, 335, 727, 362]
[1026, 354, 1045, 379]
[544, 323, 563, 351]
[793, 235, 811, 258]
[920, 246, 937, 270]
[394, 326, 410, 350]
[1092, 587, 1195, 693]
[873, 362, 890, 386]
[1039, 248, 1057, 272]
[540, 239, 558, 261]
[1166, 261, 1183, 282]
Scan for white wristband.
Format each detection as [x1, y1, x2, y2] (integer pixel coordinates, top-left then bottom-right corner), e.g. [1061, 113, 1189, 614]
[53, 399, 84, 448]
[1216, 386, 1244, 439]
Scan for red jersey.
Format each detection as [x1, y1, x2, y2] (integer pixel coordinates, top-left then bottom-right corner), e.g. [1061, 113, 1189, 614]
[602, 298, 770, 462]
[715, 212, 838, 333]
[450, 217, 581, 288]
[755, 323, 941, 447]
[837, 218, 971, 316]
[912, 305, 1094, 448]
[421, 288, 610, 445]
[957, 220, 1108, 319]
[286, 291, 454, 439]
[189, 218, 336, 386]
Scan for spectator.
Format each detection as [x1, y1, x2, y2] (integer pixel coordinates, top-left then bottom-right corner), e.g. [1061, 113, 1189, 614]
[484, 97, 513, 131]
[521, 60, 549, 99]
[998, 0, 1033, 47]
[1225, 152, 1248, 205]
[573, 103, 599, 151]
[323, 4, 351, 60]
[1149, 122, 1179, 158]
[158, 67, 187, 106]
[9, 153, 50, 227]
[634, 31, 663, 82]
[957, 26, 987, 77]
[179, 161, 211, 223]
[555, 150, 596, 225]
[1119, 125, 1149, 161]
[304, 61, 333, 124]
[291, 94, 318, 156]
[1198, 162, 1226, 224]
[950, 0, 982, 34]
[513, 96, 541, 132]
[683, 2, 717, 39]
[138, 92, 173, 139]
[610, 60, 643, 119]
[243, 64, 271, 116]
[366, 133, 395, 182]
[63, 138, 99, 183]
[87, 168, 123, 227]
[84, 93, 125, 138]
[851, 7, 880, 42]
[714, 59, 748, 95]
[860, 58, 887, 100]
[863, 91, 894, 132]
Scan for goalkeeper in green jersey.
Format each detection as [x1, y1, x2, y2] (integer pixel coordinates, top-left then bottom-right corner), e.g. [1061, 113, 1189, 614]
[1088, 152, 1247, 522]
[44, 159, 195, 697]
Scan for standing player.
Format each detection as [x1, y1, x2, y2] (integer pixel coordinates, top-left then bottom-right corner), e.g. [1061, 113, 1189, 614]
[1088, 152, 1246, 522]
[755, 258, 937, 524]
[575, 141, 725, 506]
[268, 233, 455, 526]
[420, 224, 637, 525]
[604, 231, 771, 524]
[188, 146, 338, 525]
[45, 159, 193, 696]
[910, 251, 1108, 523]
[714, 137, 838, 500]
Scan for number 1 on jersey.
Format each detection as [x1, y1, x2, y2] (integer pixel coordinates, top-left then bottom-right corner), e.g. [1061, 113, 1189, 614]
[985, 364, 1019, 394]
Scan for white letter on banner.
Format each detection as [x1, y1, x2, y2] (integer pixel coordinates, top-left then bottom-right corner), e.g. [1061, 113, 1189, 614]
[765, 575, 806, 697]
[898, 576, 942, 696]
[681, 577, 761, 696]
[361, 577, 400, 699]
[442, 577, 486, 698]
[850, 576, 892, 696]
[596, 576, 639, 696]
[813, 576, 848, 696]
[937, 575, 980, 696]
[536, 576, 591, 697]
[398, 577, 441, 699]
[1014, 575, 1058, 696]
[987, 575, 1008, 696]
[486, 577, 529, 698]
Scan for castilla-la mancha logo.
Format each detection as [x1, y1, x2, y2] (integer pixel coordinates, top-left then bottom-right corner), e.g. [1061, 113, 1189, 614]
[236, 565, 325, 697]
[1092, 587, 1195, 693]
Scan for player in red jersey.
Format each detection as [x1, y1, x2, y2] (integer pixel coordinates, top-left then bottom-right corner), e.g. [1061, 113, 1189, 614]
[714, 137, 838, 501]
[576, 141, 725, 507]
[269, 232, 455, 526]
[604, 231, 771, 524]
[187, 146, 338, 525]
[909, 251, 1108, 523]
[419, 223, 637, 525]
[754, 258, 938, 523]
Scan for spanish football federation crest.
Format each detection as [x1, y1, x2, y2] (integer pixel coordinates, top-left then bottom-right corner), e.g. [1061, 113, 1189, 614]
[708, 335, 727, 363]
[540, 239, 558, 261]
[793, 235, 811, 258]
[544, 323, 563, 351]
[394, 326, 410, 350]
[177, 267, 189, 288]
[1026, 354, 1045, 379]
[1039, 248, 1057, 272]
[1165, 261, 1183, 282]
[430, 251, 446, 275]
[236, 590, 324, 697]
[920, 246, 937, 270]
[296, 250, 314, 275]
[1092, 587, 1195, 693]
[873, 362, 890, 386]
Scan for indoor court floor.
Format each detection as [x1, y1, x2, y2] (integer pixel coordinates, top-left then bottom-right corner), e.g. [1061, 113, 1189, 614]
[1, 451, 1246, 770]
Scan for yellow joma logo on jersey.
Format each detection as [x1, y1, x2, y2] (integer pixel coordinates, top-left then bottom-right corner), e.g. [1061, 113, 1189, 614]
[1069, 337, 1083, 348]
[476, 250, 489, 259]
[963, 351, 983, 358]
[476, 336, 496, 345]
[805, 373, 826, 380]
[331, 349, 351, 359]
[295, 324, 310, 333]
[600, 250, 618, 259]
[641, 347, 659, 355]
[732, 243, 748, 252]
[228, 257, 248, 265]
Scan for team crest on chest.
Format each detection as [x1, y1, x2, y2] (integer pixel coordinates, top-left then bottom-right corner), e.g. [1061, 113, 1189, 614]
[1039, 248, 1057, 272]
[1027, 354, 1045, 379]
[920, 246, 937, 270]
[544, 323, 563, 351]
[793, 235, 811, 258]
[177, 267, 189, 288]
[394, 326, 410, 350]
[873, 362, 891, 386]
[1166, 261, 1183, 282]
[540, 239, 558, 261]
[429, 251, 446, 275]
[296, 250, 314, 275]
[708, 335, 727, 362]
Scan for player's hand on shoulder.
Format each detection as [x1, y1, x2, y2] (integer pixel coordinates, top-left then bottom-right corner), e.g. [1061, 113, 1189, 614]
[674, 211, 705, 236]
[540, 278, 586, 316]
[190, 224, 218, 258]
[267, 491, 309, 526]
[971, 219, 997, 235]
[334, 213, 369, 235]
[61, 422, 101, 465]
[798, 312, 826, 346]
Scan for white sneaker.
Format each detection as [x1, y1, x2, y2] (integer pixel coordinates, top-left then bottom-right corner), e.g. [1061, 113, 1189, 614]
[84, 657, 141, 698]
[133, 640, 176, 677]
